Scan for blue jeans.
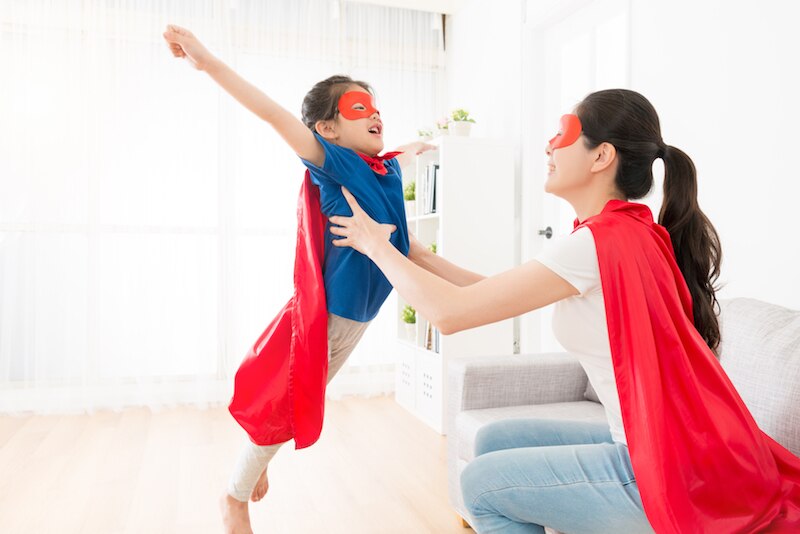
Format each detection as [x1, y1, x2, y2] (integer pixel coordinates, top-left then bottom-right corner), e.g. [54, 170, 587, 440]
[460, 419, 654, 534]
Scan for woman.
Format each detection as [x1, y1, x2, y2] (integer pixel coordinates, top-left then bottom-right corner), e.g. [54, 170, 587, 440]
[328, 89, 800, 533]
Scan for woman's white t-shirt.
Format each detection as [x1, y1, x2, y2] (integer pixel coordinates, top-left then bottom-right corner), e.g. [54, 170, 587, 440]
[534, 227, 628, 445]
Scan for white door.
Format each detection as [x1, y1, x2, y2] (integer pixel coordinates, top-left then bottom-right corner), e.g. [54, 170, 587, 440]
[520, 0, 631, 353]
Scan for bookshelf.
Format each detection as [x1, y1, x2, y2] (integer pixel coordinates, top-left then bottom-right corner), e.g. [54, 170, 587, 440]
[394, 136, 516, 434]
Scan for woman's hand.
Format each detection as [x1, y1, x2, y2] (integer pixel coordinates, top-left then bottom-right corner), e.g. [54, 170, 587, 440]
[329, 187, 397, 257]
[163, 25, 216, 71]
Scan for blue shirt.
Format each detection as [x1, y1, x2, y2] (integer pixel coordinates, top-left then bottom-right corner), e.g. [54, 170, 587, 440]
[301, 133, 410, 322]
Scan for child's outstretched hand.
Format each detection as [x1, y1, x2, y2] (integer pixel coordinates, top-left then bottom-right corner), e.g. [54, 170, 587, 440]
[405, 141, 437, 156]
[162, 25, 214, 70]
[394, 141, 437, 169]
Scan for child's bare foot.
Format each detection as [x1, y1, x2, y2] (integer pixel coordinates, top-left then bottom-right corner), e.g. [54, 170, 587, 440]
[219, 492, 253, 534]
[250, 467, 269, 502]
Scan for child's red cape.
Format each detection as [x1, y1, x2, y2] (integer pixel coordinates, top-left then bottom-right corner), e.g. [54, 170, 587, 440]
[228, 171, 329, 449]
[581, 200, 800, 532]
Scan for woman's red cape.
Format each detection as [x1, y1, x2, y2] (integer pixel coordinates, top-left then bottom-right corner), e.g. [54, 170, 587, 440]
[581, 200, 800, 532]
[228, 171, 329, 449]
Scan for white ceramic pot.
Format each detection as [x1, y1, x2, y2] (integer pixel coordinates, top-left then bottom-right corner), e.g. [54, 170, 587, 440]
[450, 121, 472, 136]
[404, 200, 416, 217]
[404, 322, 416, 342]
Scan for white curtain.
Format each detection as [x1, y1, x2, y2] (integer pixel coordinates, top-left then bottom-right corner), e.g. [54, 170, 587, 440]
[0, 0, 445, 413]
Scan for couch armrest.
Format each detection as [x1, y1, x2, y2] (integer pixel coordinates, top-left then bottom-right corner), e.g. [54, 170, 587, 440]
[446, 352, 587, 434]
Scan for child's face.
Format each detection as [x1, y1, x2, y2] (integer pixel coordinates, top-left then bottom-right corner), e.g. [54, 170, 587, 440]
[333, 85, 384, 156]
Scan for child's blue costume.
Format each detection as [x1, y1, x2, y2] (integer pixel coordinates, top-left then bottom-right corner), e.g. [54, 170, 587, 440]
[229, 136, 408, 448]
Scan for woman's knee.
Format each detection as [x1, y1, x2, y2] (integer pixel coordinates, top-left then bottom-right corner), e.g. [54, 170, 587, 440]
[474, 419, 524, 456]
[460, 457, 487, 512]
[474, 424, 498, 457]
[474, 418, 548, 456]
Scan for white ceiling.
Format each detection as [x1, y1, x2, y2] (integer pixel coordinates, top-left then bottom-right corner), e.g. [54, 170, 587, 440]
[343, 0, 466, 15]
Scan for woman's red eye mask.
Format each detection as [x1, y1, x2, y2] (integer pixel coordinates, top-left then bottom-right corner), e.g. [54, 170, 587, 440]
[549, 114, 582, 149]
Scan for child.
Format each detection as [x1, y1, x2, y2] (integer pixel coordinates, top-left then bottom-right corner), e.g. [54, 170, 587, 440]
[163, 24, 433, 534]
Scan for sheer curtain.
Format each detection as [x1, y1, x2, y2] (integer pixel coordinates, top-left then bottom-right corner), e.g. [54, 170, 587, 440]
[0, 0, 445, 413]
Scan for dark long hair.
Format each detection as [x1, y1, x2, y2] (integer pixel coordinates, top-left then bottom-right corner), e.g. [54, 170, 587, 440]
[576, 89, 722, 352]
[301, 75, 373, 131]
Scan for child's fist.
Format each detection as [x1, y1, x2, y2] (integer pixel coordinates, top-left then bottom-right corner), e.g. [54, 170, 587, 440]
[163, 25, 213, 70]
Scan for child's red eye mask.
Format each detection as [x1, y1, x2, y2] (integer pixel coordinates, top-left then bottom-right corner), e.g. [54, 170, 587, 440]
[548, 114, 582, 149]
[338, 91, 379, 120]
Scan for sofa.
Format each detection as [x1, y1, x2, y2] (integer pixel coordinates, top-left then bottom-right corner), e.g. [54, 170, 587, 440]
[447, 298, 800, 528]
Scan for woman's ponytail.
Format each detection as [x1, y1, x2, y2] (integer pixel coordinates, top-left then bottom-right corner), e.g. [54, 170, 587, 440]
[658, 145, 722, 353]
[577, 90, 723, 354]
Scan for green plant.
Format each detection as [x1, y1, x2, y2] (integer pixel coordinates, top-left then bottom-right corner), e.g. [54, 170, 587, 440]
[417, 128, 433, 138]
[435, 116, 449, 130]
[403, 181, 415, 201]
[450, 108, 476, 123]
[428, 242, 437, 254]
[401, 304, 416, 324]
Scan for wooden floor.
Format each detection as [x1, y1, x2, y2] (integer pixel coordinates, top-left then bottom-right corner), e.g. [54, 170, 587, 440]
[0, 395, 472, 534]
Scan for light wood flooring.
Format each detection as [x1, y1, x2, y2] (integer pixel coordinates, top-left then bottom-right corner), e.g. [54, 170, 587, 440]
[0, 395, 473, 534]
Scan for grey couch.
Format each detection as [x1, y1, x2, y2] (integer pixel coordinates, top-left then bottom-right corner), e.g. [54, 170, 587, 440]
[447, 298, 800, 527]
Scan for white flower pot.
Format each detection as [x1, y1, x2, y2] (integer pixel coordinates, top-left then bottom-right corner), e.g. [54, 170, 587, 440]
[436, 128, 449, 137]
[450, 121, 472, 136]
[404, 200, 416, 217]
[404, 322, 416, 342]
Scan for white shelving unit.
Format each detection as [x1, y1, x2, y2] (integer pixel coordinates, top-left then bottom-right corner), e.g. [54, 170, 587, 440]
[394, 136, 516, 434]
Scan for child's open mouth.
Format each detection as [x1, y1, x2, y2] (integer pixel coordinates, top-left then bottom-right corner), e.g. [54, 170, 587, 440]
[368, 124, 382, 135]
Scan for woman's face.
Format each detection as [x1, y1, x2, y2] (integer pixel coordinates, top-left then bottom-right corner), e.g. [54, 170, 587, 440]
[544, 114, 595, 198]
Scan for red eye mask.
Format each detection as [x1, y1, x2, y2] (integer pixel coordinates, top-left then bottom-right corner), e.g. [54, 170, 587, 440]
[338, 91, 379, 120]
[548, 114, 582, 149]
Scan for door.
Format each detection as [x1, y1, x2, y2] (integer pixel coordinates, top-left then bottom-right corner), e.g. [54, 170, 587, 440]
[520, 0, 631, 353]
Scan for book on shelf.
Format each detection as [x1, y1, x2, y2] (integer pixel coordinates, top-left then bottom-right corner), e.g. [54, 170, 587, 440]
[423, 319, 441, 353]
[421, 163, 439, 215]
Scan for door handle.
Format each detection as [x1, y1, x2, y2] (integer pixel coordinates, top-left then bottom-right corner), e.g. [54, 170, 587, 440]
[538, 226, 553, 239]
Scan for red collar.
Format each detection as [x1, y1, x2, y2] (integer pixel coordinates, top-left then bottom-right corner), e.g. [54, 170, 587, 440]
[573, 200, 653, 230]
[357, 151, 403, 175]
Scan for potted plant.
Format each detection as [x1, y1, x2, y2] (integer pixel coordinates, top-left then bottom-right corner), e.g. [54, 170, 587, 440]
[449, 108, 476, 136]
[435, 116, 449, 136]
[401, 304, 416, 340]
[428, 242, 437, 254]
[403, 181, 416, 216]
[417, 128, 433, 141]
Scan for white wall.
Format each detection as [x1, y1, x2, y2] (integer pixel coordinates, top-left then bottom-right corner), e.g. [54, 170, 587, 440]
[445, 0, 524, 145]
[445, 0, 525, 349]
[446, 0, 800, 326]
[628, 0, 800, 309]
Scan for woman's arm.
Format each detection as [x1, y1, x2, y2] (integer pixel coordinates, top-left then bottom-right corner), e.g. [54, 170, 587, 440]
[163, 25, 324, 167]
[408, 232, 485, 287]
[331, 188, 578, 334]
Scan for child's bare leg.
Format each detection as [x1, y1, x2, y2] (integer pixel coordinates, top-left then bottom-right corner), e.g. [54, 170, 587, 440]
[227, 441, 284, 499]
[221, 440, 284, 532]
[219, 493, 254, 534]
[251, 465, 269, 502]
[219, 313, 369, 532]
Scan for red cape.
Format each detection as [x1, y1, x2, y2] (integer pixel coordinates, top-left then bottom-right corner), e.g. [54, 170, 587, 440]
[581, 200, 800, 532]
[228, 171, 329, 448]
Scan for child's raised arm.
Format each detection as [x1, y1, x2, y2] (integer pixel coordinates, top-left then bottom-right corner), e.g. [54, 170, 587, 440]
[163, 25, 324, 167]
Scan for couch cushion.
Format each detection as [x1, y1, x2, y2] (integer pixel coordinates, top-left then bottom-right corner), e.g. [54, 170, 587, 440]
[584, 380, 600, 403]
[455, 401, 608, 462]
[718, 298, 800, 455]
